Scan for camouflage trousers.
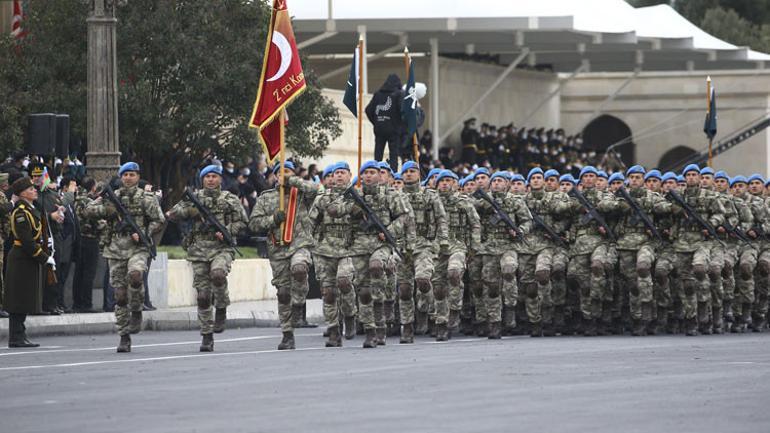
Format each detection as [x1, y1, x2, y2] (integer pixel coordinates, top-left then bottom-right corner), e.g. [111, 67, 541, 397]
[383, 253, 399, 322]
[190, 251, 234, 335]
[480, 250, 518, 324]
[349, 246, 393, 330]
[603, 245, 621, 321]
[618, 246, 655, 321]
[109, 252, 149, 336]
[0, 243, 4, 308]
[398, 249, 435, 325]
[269, 248, 312, 332]
[432, 251, 467, 325]
[315, 255, 358, 328]
[549, 247, 569, 310]
[719, 244, 739, 305]
[676, 245, 711, 320]
[519, 248, 554, 325]
[654, 246, 678, 310]
[752, 248, 770, 318]
[468, 254, 486, 322]
[567, 244, 611, 320]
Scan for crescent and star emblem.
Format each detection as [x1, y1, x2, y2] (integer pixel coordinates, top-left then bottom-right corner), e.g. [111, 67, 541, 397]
[266, 30, 292, 82]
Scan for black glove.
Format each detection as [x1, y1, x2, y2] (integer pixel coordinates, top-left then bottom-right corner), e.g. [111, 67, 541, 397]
[274, 211, 287, 225]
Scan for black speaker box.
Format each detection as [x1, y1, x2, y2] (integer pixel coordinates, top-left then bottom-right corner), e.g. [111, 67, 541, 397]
[56, 114, 70, 158]
[26, 113, 57, 155]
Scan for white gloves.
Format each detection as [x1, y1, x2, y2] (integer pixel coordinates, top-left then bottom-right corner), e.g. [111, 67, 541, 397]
[46, 256, 56, 268]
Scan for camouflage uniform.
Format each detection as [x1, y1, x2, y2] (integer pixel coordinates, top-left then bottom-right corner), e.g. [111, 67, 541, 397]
[0, 189, 12, 310]
[521, 189, 571, 336]
[475, 191, 532, 337]
[746, 194, 770, 331]
[249, 176, 318, 346]
[432, 188, 481, 337]
[397, 182, 447, 341]
[671, 186, 726, 335]
[653, 204, 680, 333]
[168, 187, 247, 336]
[84, 185, 165, 337]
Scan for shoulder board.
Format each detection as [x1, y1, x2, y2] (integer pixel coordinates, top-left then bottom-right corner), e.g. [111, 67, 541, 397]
[258, 188, 276, 197]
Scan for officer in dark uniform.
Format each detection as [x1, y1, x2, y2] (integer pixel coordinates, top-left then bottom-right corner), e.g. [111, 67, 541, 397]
[29, 163, 65, 314]
[5, 177, 55, 348]
[460, 118, 479, 165]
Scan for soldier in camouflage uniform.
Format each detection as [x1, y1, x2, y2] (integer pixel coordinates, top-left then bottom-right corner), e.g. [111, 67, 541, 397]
[669, 164, 727, 336]
[565, 166, 618, 336]
[166, 165, 247, 351]
[432, 170, 481, 340]
[747, 174, 770, 331]
[0, 173, 12, 318]
[249, 161, 319, 350]
[475, 171, 532, 339]
[543, 170, 572, 334]
[521, 168, 571, 337]
[397, 161, 447, 343]
[84, 162, 165, 353]
[378, 161, 402, 337]
[468, 168, 491, 335]
[596, 169, 622, 335]
[653, 172, 682, 333]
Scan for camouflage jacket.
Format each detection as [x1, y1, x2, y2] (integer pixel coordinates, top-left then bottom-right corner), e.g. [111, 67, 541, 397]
[524, 189, 572, 253]
[308, 186, 356, 258]
[169, 187, 247, 261]
[249, 176, 318, 260]
[566, 187, 618, 256]
[475, 191, 533, 255]
[83, 185, 166, 260]
[614, 188, 673, 251]
[400, 183, 448, 254]
[0, 192, 12, 242]
[671, 186, 726, 253]
[74, 187, 102, 239]
[438, 190, 481, 255]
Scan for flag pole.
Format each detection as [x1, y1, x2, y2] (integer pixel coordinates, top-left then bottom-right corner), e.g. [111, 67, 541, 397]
[357, 36, 364, 185]
[707, 76, 713, 167]
[404, 47, 419, 163]
[279, 110, 286, 245]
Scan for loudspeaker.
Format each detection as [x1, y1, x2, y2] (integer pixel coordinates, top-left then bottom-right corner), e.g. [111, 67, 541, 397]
[55, 114, 70, 158]
[27, 113, 57, 155]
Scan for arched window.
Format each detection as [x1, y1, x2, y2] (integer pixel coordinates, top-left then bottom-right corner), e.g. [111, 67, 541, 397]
[582, 115, 634, 166]
[658, 145, 698, 173]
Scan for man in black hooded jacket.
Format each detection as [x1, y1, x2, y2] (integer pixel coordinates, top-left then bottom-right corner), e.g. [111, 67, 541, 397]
[365, 74, 405, 171]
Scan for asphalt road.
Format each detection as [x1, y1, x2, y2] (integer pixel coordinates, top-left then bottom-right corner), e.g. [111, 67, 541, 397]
[1, 328, 769, 433]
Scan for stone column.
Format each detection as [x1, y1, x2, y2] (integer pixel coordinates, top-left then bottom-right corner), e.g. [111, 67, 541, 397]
[86, 0, 121, 182]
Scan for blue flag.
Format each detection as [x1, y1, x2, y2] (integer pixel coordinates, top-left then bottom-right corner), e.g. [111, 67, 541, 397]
[342, 46, 359, 116]
[402, 59, 418, 137]
[704, 86, 717, 140]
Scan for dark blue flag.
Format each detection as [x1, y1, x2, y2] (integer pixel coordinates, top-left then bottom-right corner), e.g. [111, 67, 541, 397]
[342, 47, 359, 116]
[402, 60, 418, 137]
[704, 86, 717, 140]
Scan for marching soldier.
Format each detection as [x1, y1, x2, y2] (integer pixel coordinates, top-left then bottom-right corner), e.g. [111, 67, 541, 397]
[0, 172, 12, 318]
[467, 168, 490, 335]
[84, 162, 165, 352]
[249, 161, 318, 350]
[747, 174, 770, 331]
[166, 164, 248, 351]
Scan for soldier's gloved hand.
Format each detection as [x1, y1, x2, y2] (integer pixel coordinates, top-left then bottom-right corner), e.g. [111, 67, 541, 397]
[274, 211, 287, 225]
[702, 229, 710, 238]
[598, 226, 607, 235]
[378, 232, 386, 242]
[46, 256, 56, 267]
[748, 229, 758, 239]
[717, 226, 726, 234]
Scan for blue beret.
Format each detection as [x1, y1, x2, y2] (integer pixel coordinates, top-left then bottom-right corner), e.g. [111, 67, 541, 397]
[597, 170, 608, 179]
[422, 168, 442, 185]
[544, 169, 560, 180]
[748, 173, 765, 184]
[700, 167, 715, 176]
[436, 170, 459, 183]
[378, 161, 392, 172]
[490, 171, 510, 182]
[579, 166, 598, 178]
[335, 161, 350, 172]
[559, 174, 576, 184]
[608, 173, 625, 184]
[682, 164, 700, 176]
[527, 167, 544, 182]
[661, 172, 677, 183]
[199, 164, 222, 179]
[393, 173, 403, 181]
[119, 162, 140, 176]
[644, 169, 662, 181]
[510, 173, 525, 183]
[322, 164, 336, 179]
[676, 175, 685, 183]
[731, 175, 747, 187]
[626, 165, 645, 176]
[360, 160, 381, 175]
[473, 167, 490, 179]
[273, 160, 295, 175]
[766, 179, 770, 187]
[400, 161, 419, 174]
[714, 170, 729, 181]
[459, 175, 473, 187]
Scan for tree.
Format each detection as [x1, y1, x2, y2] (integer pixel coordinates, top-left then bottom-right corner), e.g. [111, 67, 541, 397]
[0, 0, 340, 202]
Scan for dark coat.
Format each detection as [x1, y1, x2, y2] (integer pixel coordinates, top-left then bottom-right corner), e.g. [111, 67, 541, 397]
[4, 200, 49, 314]
[365, 74, 404, 137]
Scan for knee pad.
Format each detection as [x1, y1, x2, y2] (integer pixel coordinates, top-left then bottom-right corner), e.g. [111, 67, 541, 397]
[369, 260, 385, 279]
[210, 269, 227, 287]
[637, 265, 651, 279]
[740, 263, 754, 281]
[693, 265, 707, 280]
[487, 284, 500, 298]
[415, 278, 432, 294]
[197, 291, 211, 309]
[399, 284, 413, 301]
[434, 285, 447, 300]
[448, 269, 463, 286]
[535, 269, 550, 285]
[590, 261, 604, 278]
[654, 270, 668, 287]
[683, 281, 696, 296]
[526, 283, 539, 299]
[502, 266, 516, 282]
[128, 271, 143, 289]
[291, 264, 308, 284]
[708, 266, 720, 282]
[337, 276, 353, 294]
[758, 261, 770, 277]
[276, 288, 291, 305]
[115, 287, 128, 307]
[359, 287, 373, 304]
[722, 266, 733, 279]
[322, 286, 337, 304]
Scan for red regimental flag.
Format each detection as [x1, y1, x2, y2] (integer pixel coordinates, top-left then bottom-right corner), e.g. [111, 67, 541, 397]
[249, 0, 306, 163]
[11, 0, 27, 40]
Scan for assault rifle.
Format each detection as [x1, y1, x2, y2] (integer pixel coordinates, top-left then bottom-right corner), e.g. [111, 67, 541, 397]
[183, 187, 243, 257]
[615, 187, 662, 242]
[568, 188, 617, 242]
[665, 190, 725, 247]
[528, 207, 568, 248]
[722, 221, 753, 247]
[101, 186, 157, 259]
[344, 186, 404, 259]
[473, 189, 526, 241]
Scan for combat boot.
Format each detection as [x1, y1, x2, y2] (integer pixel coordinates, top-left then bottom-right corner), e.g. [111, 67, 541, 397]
[117, 334, 131, 353]
[323, 328, 330, 338]
[712, 305, 724, 334]
[685, 318, 698, 336]
[375, 327, 386, 346]
[583, 318, 597, 337]
[344, 316, 356, 340]
[461, 318, 475, 336]
[530, 321, 542, 338]
[542, 321, 555, 337]
[631, 319, 646, 337]
[128, 311, 142, 334]
[642, 304, 656, 335]
[277, 331, 295, 350]
[742, 303, 753, 331]
[573, 311, 584, 335]
[752, 314, 767, 332]
[697, 302, 712, 335]
[356, 320, 365, 335]
[475, 321, 488, 337]
[213, 308, 227, 333]
[200, 333, 214, 352]
[723, 300, 734, 324]
[415, 311, 428, 335]
[553, 306, 566, 335]
[730, 315, 744, 333]
[363, 328, 377, 348]
[448, 310, 461, 336]
[487, 321, 502, 339]
[436, 323, 449, 342]
[428, 317, 437, 338]
[325, 326, 342, 348]
[503, 309, 517, 336]
[611, 317, 624, 335]
[400, 323, 414, 344]
[656, 307, 669, 335]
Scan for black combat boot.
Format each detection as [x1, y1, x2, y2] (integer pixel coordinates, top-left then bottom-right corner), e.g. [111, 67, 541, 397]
[631, 319, 646, 337]
[697, 302, 712, 335]
[752, 314, 767, 332]
[277, 331, 295, 350]
[363, 328, 377, 348]
[530, 321, 542, 338]
[436, 323, 449, 342]
[129, 311, 142, 334]
[117, 334, 131, 353]
[723, 300, 734, 324]
[375, 327, 387, 346]
[448, 310, 461, 336]
[712, 305, 724, 334]
[642, 303, 656, 335]
[543, 321, 555, 337]
[200, 333, 214, 352]
[656, 307, 669, 335]
[415, 311, 428, 335]
[400, 323, 414, 344]
[583, 318, 597, 337]
[475, 321, 488, 337]
[344, 316, 356, 340]
[503, 308, 517, 336]
[685, 318, 698, 336]
[487, 321, 502, 339]
[573, 311, 585, 335]
[730, 314, 744, 333]
[213, 308, 227, 333]
[742, 303, 753, 332]
[428, 317, 437, 338]
[611, 317, 624, 335]
[325, 326, 342, 347]
[553, 306, 566, 335]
